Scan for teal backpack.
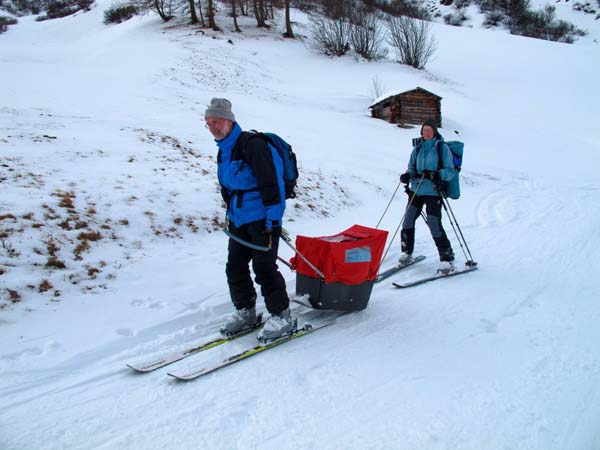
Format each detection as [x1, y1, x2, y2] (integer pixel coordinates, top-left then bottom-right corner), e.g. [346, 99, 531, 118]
[413, 138, 464, 200]
[438, 141, 463, 200]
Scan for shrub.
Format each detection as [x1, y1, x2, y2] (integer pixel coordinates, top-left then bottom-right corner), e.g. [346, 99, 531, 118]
[0, 16, 17, 33]
[311, 15, 351, 57]
[321, 0, 357, 20]
[103, 3, 137, 24]
[367, 0, 430, 20]
[387, 15, 437, 70]
[35, 0, 93, 21]
[482, 11, 504, 28]
[444, 10, 469, 26]
[369, 75, 386, 103]
[510, 4, 587, 42]
[293, 0, 321, 14]
[349, 12, 387, 60]
[477, 0, 585, 42]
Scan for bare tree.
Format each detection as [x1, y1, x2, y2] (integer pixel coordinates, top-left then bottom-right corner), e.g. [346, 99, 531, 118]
[387, 16, 437, 70]
[322, 0, 356, 20]
[253, 0, 267, 27]
[238, 0, 248, 15]
[349, 12, 386, 60]
[311, 15, 350, 56]
[197, 0, 205, 25]
[206, 0, 220, 30]
[283, 0, 294, 38]
[231, 0, 241, 31]
[189, 0, 199, 23]
[369, 75, 386, 102]
[151, 0, 173, 21]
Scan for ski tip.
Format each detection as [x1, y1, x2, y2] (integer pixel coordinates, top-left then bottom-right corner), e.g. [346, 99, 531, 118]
[167, 372, 188, 381]
[126, 364, 154, 373]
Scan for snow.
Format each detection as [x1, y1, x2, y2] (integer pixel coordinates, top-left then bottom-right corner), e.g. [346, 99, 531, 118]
[1, 2, 600, 450]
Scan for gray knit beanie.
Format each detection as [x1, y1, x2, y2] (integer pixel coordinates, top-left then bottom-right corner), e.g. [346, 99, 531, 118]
[204, 98, 235, 122]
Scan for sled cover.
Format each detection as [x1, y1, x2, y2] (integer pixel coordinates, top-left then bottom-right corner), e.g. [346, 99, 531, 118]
[291, 225, 388, 284]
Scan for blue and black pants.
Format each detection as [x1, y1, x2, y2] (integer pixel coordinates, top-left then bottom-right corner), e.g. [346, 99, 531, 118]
[226, 220, 289, 315]
[401, 194, 454, 262]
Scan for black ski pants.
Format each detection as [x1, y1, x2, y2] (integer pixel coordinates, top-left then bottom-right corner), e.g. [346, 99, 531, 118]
[401, 194, 454, 262]
[226, 220, 289, 315]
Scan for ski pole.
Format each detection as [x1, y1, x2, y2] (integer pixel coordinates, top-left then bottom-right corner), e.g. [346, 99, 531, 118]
[375, 178, 402, 229]
[223, 225, 292, 268]
[223, 228, 271, 251]
[277, 255, 293, 270]
[280, 228, 326, 279]
[379, 174, 425, 267]
[439, 192, 477, 266]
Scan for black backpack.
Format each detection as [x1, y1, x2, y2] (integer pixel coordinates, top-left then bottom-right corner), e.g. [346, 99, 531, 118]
[241, 130, 299, 199]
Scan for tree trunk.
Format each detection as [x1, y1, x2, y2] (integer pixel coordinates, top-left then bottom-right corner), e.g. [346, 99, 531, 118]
[207, 0, 220, 31]
[231, 0, 241, 32]
[238, 0, 247, 16]
[283, 0, 294, 38]
[253, 0, 267, 27]
[197, 0, 205, 26]
[155, 0, 171, 21]
[189, 0, 199, 24]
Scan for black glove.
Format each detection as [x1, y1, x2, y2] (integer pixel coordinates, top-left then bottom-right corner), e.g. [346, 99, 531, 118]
[262, 225, 282, 236]
[422, 170, 440, 181]
[434, 179, 445, 192]
[400, 172, 411, 184]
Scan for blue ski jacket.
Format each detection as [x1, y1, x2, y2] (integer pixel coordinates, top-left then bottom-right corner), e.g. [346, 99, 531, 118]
[407, 136, 456, 197]
[216, 122, 286, 229]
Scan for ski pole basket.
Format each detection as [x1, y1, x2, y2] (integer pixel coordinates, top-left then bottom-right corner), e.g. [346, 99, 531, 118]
[290, 225, 388, 311]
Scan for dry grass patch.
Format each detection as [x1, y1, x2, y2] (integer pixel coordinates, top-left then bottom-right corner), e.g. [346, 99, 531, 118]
[7, 289, 21, 303]
[77, 231, 102, 242]
[54, 190, 76, 209]
[73, 240, 90, 260]
[39, 279, 53, 292]
[46, 256, 66, 269]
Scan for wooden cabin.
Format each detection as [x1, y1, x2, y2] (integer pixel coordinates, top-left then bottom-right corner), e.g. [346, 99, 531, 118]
[369, 87, 442, 128]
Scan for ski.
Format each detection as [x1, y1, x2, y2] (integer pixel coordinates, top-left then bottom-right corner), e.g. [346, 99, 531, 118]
[292, 298, 314, 309]
[167, 314, 349, 381]
[392, 265, 478, 289]
[126, 314, 264, 373]
[376, 255, 426, 283]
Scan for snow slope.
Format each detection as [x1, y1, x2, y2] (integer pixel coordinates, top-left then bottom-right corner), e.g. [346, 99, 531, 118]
[1, 3, 600, 450]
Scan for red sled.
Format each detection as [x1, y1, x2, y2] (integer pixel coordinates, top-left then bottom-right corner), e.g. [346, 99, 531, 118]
[290, 225, 388, 311]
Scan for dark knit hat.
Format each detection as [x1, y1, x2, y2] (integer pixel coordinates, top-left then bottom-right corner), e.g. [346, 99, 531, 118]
[205, 98, 235, 122]
[421, 118, 440, 137]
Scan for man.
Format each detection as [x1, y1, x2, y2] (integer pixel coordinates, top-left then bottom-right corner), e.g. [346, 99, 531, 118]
[205, 98, 293, 342]
[398, 119, 456, 274]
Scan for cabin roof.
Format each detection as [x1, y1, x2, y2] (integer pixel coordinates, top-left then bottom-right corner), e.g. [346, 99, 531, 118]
[369, 87, 442, 109]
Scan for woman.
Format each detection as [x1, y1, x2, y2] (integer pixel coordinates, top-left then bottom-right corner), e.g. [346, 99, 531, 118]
[398, 119, 456, 274]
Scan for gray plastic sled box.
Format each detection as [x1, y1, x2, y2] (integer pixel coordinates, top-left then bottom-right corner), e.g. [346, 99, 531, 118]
[295, 273, 374, 311]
